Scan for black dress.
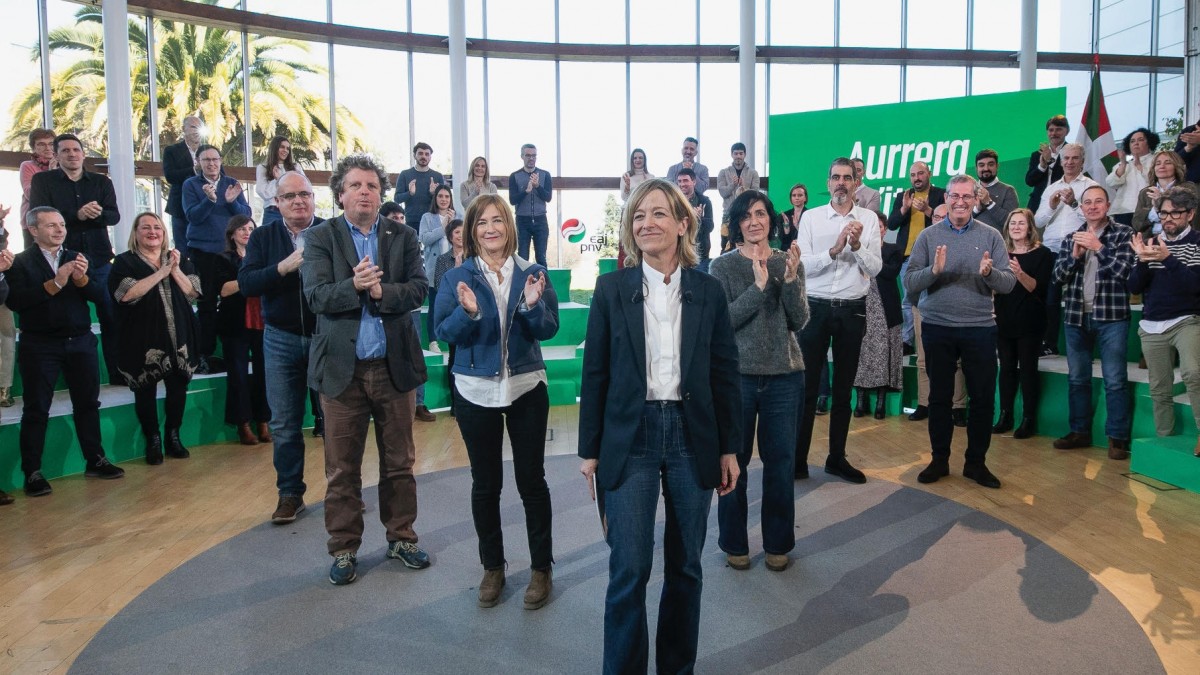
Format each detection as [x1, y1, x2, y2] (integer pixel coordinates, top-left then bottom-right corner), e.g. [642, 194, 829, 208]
[993, 245, 1055, 419]
[216, 250, 270, 426]
[109, 250, 200, 388]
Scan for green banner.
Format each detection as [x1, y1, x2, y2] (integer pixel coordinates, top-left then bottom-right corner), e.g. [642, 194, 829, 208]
[768, 88, 1067, 216]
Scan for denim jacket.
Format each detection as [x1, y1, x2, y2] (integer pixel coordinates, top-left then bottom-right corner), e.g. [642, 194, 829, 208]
[433, 256, 559, 377]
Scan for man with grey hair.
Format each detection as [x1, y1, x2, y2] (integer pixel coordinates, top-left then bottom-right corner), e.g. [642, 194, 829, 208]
[904, 175, 1015, 489]
[239, 170, 323, 524]
[1128, 186, 1200, 455]
[303, 154, 431, 585]
[508, 144, 553, 267]
[852, 158, 880, 212]
[162, 115, 205, 250]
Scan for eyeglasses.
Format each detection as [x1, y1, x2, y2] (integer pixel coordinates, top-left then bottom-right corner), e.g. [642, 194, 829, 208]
[1160, 209, 1192, 220]
[946, 193, 976, 202]
[278, 191, 314, 202]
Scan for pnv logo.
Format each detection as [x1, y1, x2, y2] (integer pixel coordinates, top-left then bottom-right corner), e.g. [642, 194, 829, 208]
[560, 218, 586, 244]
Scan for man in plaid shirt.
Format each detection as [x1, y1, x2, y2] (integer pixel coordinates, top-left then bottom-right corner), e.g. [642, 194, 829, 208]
[1051, 184, 1135, 459]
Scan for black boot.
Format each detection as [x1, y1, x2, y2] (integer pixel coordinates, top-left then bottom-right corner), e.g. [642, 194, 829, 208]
[992, 409, 1014, 434]
[874, 388, 887, 419]
[145, 433, 163, 465]
[165, 428, 190, 459]
[853, 388, 870, 418]
[312, 415, 325, 438]
[1013, 417, 1037, 439]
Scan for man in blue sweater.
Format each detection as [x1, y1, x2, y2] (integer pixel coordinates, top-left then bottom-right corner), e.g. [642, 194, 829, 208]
[1128, 186, 1200, 455]
[903, 175, 1016, 488]
[508, 144, 553, 267]
[239, 171, 321, 524]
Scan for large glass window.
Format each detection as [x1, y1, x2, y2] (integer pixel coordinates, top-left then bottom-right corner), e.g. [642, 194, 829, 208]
[970, 67, 1021, 96]
[1159, 0, 1186, 57]
[488, 0, 556, 42]
[559, 62, 626, 178]
[972, 0, 1021, 51]
[486, 57, 558, 193]
[333, 45, 411, 173]
[839, 65, 902, 109]
[1098, 0, 1152, 56]
[331, 1, 409, 32]
[906, 66, 966, 103]
[630, 0, 696, 45]
[770, 0, 835, 46]
[698, 0, 740, 45]
[1102, 72, 1152, 139]
[839, 0, 901, 48]
[907, 0, 966, 50]
[1156, 74, 1186, 136]
[246, 0, 326, 23]
[629, 63, 696, 179]
[411, 52, 454, 176]
[245, 35, 329, 171]
[558, 1, 626, 44]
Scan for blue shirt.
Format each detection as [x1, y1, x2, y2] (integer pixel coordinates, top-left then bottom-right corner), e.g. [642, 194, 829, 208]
[346, 217, 387, 360]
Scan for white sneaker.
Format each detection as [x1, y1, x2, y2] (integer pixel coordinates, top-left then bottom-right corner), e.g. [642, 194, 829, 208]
[427, 341, 442, 354]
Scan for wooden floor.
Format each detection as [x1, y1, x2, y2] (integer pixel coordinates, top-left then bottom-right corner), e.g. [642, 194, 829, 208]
[1, 407, 1198, 674]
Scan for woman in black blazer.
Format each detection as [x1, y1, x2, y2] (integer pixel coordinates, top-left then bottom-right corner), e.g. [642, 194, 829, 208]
[578, 178, 741, 675]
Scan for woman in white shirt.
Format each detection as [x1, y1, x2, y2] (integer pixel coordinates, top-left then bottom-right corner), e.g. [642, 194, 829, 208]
[620, 148, 653, 202]
[459, 155, 498, 206]
[1106, 127, 1157, 227]
[255, 136, 304, 227]
[433, 193, 559, 611]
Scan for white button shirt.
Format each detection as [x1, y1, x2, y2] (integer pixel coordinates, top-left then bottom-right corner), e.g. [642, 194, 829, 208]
[796, 203, 882, 300]
[642, 262, 683, 401]
[1034, 173, 1098, 252]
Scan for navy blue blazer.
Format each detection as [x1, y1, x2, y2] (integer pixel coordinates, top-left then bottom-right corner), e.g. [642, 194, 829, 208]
[433, 256, 559, 378]
[577, 266, 742, 491]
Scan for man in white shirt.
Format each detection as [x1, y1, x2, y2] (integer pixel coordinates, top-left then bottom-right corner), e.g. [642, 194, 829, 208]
[1035, 143, 1097, 356]
[794, 158, 883, 484]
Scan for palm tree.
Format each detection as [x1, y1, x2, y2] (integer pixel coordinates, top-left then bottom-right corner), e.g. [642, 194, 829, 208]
[5, 2, 368, 167]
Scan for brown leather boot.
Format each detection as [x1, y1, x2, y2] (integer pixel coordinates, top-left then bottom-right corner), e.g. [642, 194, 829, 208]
[1053, 431, 1092, 450]
[524, 568, 552, 610]
[237, 422, 258, 445]
[478, 569, 505, 608]
[1107, 437, 1130, 460]
[257, 422, 272, 443]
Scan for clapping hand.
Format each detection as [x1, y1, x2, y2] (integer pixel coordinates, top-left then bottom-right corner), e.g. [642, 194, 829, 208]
[456, 281, 479, 315]
[931, 245, 947, 274]
[784, 241, 802, 282]
[1039, 142, 1053, 164]
[224, 182, 243, 203]
[846, 220, 863, 251]
[751, 257, 769, 290]
[1073, 231, 1102, 253]
[202, 183, 218, 202]
[0, 249, 13, 273]
[77, 201, 103, 220]
[1131, 233, 1170, 262]
[353, 255, 383, 294]
[523, 271, 547, 306]
[979, 251, 992, 277]
[1008, 256, 1024, 276]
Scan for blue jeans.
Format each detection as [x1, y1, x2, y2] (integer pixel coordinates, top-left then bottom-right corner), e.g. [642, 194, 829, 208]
[516, 215, 549, 267]
[603, 402, 712, 675]
[718, 371, 802, 556]
[1064, 315, 1131, 440]
[263, 325, 311, 497]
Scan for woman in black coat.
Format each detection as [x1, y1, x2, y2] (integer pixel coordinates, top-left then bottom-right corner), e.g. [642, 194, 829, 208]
[109, 212, 201, 464]
[216, 214, 271, 445]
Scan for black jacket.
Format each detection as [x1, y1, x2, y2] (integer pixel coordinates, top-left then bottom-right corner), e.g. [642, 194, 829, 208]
[238, 217, 324, 336]
[877, 241, 904, 328]
[28, 169, 118, 265]
[1024, 149, 1065, 213]
[162, 141, 196, 220]
[5, 246, 106, 338]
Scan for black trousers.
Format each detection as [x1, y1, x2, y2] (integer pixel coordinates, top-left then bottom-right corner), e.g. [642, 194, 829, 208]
[133, 370, 190, 437]
[796, 297, 866, 468]
[454, 381, 553, 570]
[223, 327, 270, 425]
[18, 332, 105, 475]
[189, 249, 223, 358]
[923, 323, 998, 463]
[997, 334, 1041, 419]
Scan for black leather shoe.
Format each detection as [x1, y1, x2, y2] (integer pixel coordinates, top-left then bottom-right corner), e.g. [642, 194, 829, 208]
[1053, 431, 1092, 450]
[952, 408, 967, 427]
[853, 389, 870, 418]
[312, 415, 325, 438]
[814, 395, 830, 416]
[145, 433, 163, 465]
[963, 462, 1002, 488]
[165, 429, 190, 459]
[1013, 417, 1036, 439]
[794, 465, 809, 480]
[84, 457, 125, 479]
[917, 458, 949, 484]
[873, 389, 887, 419]
[825, 457, 866, 484]
[992, 410, 1013, 434]
[24, 471, 52, 497]
[908, 405, 929, 421]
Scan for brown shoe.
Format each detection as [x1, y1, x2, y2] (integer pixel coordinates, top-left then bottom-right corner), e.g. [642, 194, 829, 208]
[1053, 431, 1092, 450]
[271, 495, 306, 524]
[0, 490, 13, 505]
[726, 554, 751, 570]
[415, 405, 436, 422]
[765, 554, 790, 572]
[1107, 437, 1130, 460]
[257, 422, 272, 443]
[237, 422, 258, 445]
[524, 568, 552, 610]
[478, 569, 505, 608]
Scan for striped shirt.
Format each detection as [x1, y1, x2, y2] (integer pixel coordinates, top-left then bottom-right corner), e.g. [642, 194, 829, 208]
[1127, 227, 1200, 323]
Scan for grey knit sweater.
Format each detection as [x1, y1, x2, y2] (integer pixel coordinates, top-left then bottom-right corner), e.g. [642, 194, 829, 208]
[709, 249, 809, 375]
[902, 218, 1016, 327]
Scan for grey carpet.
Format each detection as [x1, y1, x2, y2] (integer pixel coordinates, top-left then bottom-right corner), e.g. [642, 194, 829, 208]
[71, 456, 1164, 674]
